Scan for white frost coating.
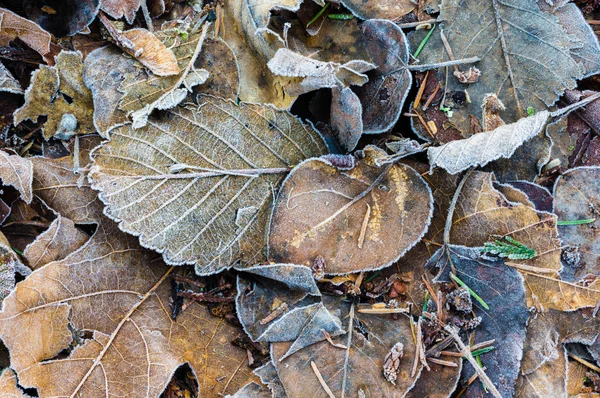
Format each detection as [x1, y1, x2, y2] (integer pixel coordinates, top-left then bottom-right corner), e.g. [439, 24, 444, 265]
[428, 110, 550, 175]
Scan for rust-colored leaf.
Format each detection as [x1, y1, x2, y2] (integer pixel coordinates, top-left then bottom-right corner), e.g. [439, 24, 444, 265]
[0, 8, 52, 63]
[118, 28, 179, 76]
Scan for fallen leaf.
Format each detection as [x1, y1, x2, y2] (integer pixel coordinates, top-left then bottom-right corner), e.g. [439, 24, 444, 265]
[404, 357, 462, 398]
[0, 8, 53, 63]
[89, 96, 327, 274]
[427, 110, 549, 175]
[409, 0, 592, 134]
[553, 166, 600, 282]
[0, 230, 23, 304]
[14, 51, 94, 139]
[23, 215, 89, 270]
[269, 146, 433, 274]
[505, 180, 554, 213]
[118, 28, 179, 76]
[0, 369, 29, 398]
[21, 0, 100, 37]
[226, 382, 272, 398]
[0, 63, 22, 94]
[340, 0, 414, 20]
[522, 272, 600, 310]
[0, 219, 258, 397]
[0, 150, 33, 204]
[236, 264, 344, 359]
[253, 361, 286, 398]
[356, 19, 412, 135]
[272, 297, 420, 397]
[100, 0, 142, 24]
[330, 86, 363, 151]
[433, 245, 529, 398]
[193, 37, 240, 100]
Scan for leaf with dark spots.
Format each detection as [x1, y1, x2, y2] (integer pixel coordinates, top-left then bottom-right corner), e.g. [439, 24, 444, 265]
[235, 263, 344, 359]
[434, 245, 529, 398]
[269, 146, 433, 274]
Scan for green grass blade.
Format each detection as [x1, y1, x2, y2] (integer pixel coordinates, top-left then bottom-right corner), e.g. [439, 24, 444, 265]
[557, 218, 596, 226]
[413, 24, 437, 58]
[450, 273, 490, 310]
[306, 3, 329, 28]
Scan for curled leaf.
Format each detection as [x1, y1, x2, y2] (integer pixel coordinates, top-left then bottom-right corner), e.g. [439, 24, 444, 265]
[119, 28, 180, 76]
[269, 147, 433, 274]
[0, 8, 53, 62]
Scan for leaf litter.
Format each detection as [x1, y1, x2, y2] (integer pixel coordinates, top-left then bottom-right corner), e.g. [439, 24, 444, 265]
[0, 0, 600, 397]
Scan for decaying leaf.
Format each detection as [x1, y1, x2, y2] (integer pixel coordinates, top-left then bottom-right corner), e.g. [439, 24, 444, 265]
[330, 86, 363, 151]
[427, 111, 549, 175]
[409, 0, 593, 134]
[23, 215, 89, 270]
[193, 37, 240, 100]
[116, 28, 180, 77]
[236, 264, 344, 359]
[404, 357, 463, 398]
[0, 220, 258, 397]
[0, 230, 24, 304]
[0, 369, 29, 398]
[272, 297, 420, 397]
[356, 19, 412, 135]
[0, 150, 33, 204]
[14, 51, 94, 139]
[269, 146, 433, 274]
[446, 172, 562, 273]
[553, 166, 600, 281]
[433, 245, 529, 397]
[340, 0, 414, 20]
[22, 0, 100, 37]
[0, 63, 22, 94]
[100, 0, 142, 24]
[0, 8, 53, 63]
[89, 96, 327, 274]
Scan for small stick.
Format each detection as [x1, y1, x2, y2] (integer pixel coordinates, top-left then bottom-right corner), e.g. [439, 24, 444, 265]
[177, 291, 234, 302]
[173, 274, 205, 288]
[423, 83, 441, 110]
[397, 19, 437, 28]
[406, 57, 480, 72]
[322, 329, 347, 349]
[411, 320, 422, 377]
[357, 204, 371, 249]
[440, 351, 463, 357]
[140, 0, 154, 32]
[471, 339, 496, 351]
[425, 335, 454, 357]
[418, 319, 430, 371]
[444, 325, 501, 398]
[357, 308, 409, 314]
[428, 357, 458, 367]
[504, 262, 557, 274]
[439, 29, 459, 73]
[568, 352, 600, 373]
[415, 110, 435, 138]
[311, 361, 336, 398]
[421, 275, 439, 310]
[414, 71, 429, 109]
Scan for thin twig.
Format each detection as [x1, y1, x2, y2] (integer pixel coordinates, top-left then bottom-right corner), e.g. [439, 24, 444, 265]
[414, 71, 429, 109]
[397, 19, 437, 28]
[311, 361, 336, 398]
[423, 83, 440, 110]
[568, 352, 600, 373]
[406, 57, 480, 72]
[322, 329, 347, 349]
[504, 262, 557, 274]
[140, 0, 154, 32]
[411, 319, 422, 377]
[439, 29, 459, 73]
[357, 204, 371, 249]
[428, 357, 458, 367]
[357, 308, 409, 314]
[551, 91, 600, 119]
[444, 170, 472, 245]
[444, 325, 501, 398]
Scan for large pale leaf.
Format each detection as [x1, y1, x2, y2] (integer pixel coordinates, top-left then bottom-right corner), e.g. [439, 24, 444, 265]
[0, 150, 33, 204]
[553, 166, 600, 282]
[272, 297, 420, 397]
[14, 51, 94, 139]
[427, 111, 549, 175]
[268, 147, 433, 274]
[409, 0, 589, 133]
[89, 96, 327, 274]
[0, 220, 257, 397]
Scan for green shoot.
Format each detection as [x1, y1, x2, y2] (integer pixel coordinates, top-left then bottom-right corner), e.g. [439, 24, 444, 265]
[439, 105, 453, 117]
[306, 3, 329, 28]
[11, 247, 23, 256]
[481, 236, 537, 260]
[527, 106, 535, 116]
[365, 270, 382, 282]
[413, 24, 437, 58]
[477, 355, 488, 392]
[568, 145, 575, 151]
[422, 291, 429, 319]
[557, 218, 596, 226]
[470, 346, 495, 357]
[450, 273, 490, 311]
[327, 13, 353, 20]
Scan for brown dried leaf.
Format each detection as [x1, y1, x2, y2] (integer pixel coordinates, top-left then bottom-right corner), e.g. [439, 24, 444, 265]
[272, 298, 420, 397]
[14, 51, 94, 139]
[330, 86, 363, 151]
[522, 273, 600, 310]
[193, 37, 240, 100]
[0, 62, 22, 94]
[23, 215, 89, 270]
[553, 166, 600, 281]
[409, 0, 591, 134]
[89, 96, 327, 274]
[448, 171, 561, 273]
[269, 147, 433, 274]
[427, 111, 549, 175]
[0, 8, 52, 63]
[101, 0, 142, 24]
[340, 0, 414, 20]
[119, 28, 179, 76]
[0, 369, 29, 398]
[0, 150, 33, 204]
[0, 219, 257, 397]
[0, 230, 23, 304]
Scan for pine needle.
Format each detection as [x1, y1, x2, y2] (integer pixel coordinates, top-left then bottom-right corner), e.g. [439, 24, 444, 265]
[413, 24, 437, 58]
[557, 218, 596, 226]
[481, 236, 536, 260]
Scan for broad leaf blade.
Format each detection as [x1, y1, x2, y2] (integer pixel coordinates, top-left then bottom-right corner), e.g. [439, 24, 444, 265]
[89, 96, 327, 274]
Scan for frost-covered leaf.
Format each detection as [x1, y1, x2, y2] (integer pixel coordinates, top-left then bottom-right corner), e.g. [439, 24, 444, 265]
[273, 297, 419, 397]
[193, 37, 240, 100]
[447, 172, 561, 273]
[330, 86, 363, 151]
[21, 0, 100, 37]
[14, 51, 94, 139]
[101, 0, 142, 24]
[340, 0, 414, 20]
[0, 369, 29, 398]
[0, 8, 53, 63]
[553, 166, 600, 282]
[118, 28, 180, 76]
[0, 150, 33, 204]
[269, 147, 433, 274]
[0, 231, 23, 304]
[23, 215, 89, 270]
[427, 111, 549, 175]
[433, 245, 529, 398]
[0, 220, 258, 397]
[409, 0, 591, 133]
[236, 264, 344, 359]
[356, 19, 412, 135]
[0, 63, 22, 94]
[89, 96, 327, 274]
